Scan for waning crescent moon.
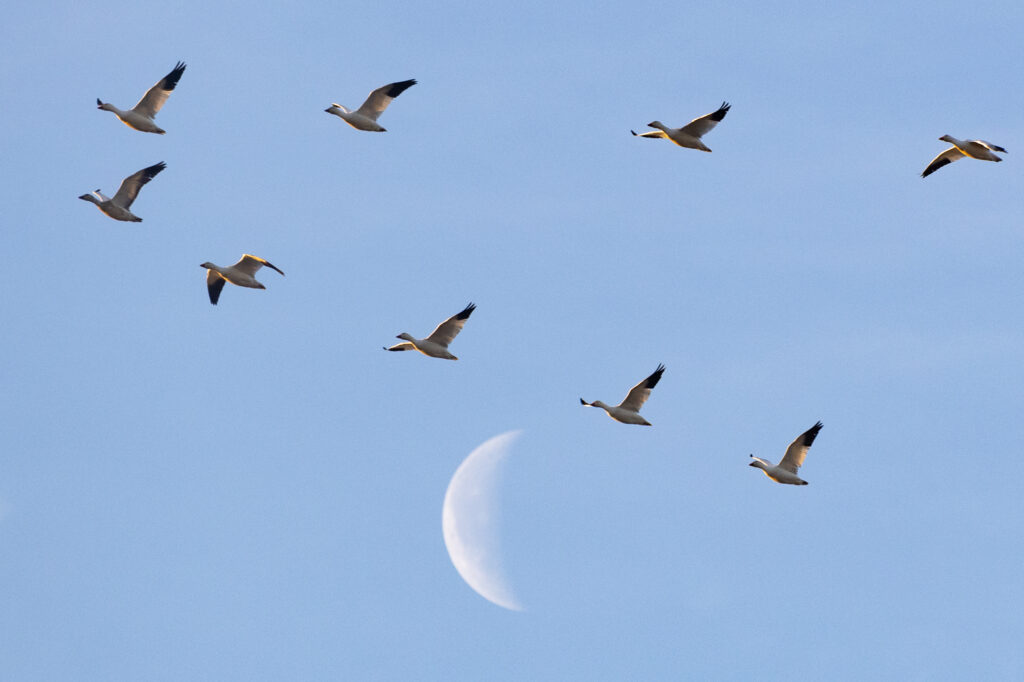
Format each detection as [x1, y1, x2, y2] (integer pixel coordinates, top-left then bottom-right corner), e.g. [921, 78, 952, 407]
[442, 430, 524, 611]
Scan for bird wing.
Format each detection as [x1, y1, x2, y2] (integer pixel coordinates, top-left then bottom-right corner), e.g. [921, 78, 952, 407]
[632, 129, 668, 139]
[679, 101, 730, 139]
[354, 79, 417, 121]
[132, 62, 186, 118]
[206, 269, 226, 305]
[232, 254, 285, 277]
[112, 161, 166, 208]
[619, 364, 665, 412]
[976, 140, 1007, 153]
[385, 342, 416, 352]
[921, 146, 964, 178]
[778, 421, 823, 473]
[424, 302, 475, 347]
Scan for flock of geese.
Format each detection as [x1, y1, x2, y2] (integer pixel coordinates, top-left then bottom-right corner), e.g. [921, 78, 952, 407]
[78, 61, 1009, 486]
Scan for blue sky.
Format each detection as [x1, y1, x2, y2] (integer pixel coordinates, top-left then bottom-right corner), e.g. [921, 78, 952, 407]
[2, 0, 1023, 679]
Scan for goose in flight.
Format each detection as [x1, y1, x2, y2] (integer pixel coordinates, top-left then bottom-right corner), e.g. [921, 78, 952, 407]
[200, 255, 285, 305]
[921, 135, 1007, 177]
[97, 61, 186, 134]
[749, 421, 823, 485]
[580, 364, 665, 425]
[385, 303, 475, 359]
[631, 102, 730, 151]
[78, 161, 166, 222]
[325, 79, 417, 132]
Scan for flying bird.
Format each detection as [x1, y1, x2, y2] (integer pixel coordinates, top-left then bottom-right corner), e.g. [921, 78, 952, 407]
[200, 255, 285, 305]
[96, 61, 186, 134]
[921, 135, 1007, 177]
[631, 101, 730, 151]
[580, 364, 665, 425]
[78, 161, 166, 222]
[749, 421, 823, 485]
[325, 79, 417, 132]
[385, 303, 475, 360]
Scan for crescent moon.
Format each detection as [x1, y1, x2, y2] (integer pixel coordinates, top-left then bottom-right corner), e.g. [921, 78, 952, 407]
[442, 430, 524, 611]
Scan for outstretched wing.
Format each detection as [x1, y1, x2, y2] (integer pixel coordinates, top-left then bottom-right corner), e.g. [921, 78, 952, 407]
[354, 79, 417, 121]
[112, 161, 166, 208]
[679, 101, 730, 139]
[133, 61, 186, 118]
[424, 302, 475, 348]
[632, 129, 668, 139]
[976, 140, 1007, 153]
[232, 254, 285, 277]
[206, 269, 226, 305]
[778, 421, 823, 473]
[921, 146, 964, 178]
[385, 342, 416, 352]
[619, 364, 665, 412]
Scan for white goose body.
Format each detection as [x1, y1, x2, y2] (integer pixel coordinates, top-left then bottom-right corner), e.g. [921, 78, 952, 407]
[632, 102, 730, 151]
[78, 161, 166, 222]
[921, 135, 1006, 177]
[386, 303, 475, 360]
[325, 79, 416, 132]
[200, 255, 285, 305]
[749, 421, 823, 485]
[581, 364, 665, 426]
[97, 62, 186, 134]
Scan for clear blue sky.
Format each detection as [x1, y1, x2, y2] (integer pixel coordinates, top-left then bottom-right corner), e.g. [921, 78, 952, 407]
[2, 0, 1023, 679]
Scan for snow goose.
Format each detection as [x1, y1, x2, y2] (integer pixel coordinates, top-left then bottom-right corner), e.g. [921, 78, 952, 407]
[385, 303, 475, 360]
[749, 421, 823, 485]
[200, 255, 285, 305]
[78, 161, 166, 222]
[97, 61, 186, 134]
[922, 135, 1007, 177]
[325, 79, 417, 132]
[631, 102, 730, 151]
[580, 364, 665, 425]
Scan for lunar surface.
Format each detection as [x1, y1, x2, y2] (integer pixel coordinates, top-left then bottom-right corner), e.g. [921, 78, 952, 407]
[442, 430, 524, 611]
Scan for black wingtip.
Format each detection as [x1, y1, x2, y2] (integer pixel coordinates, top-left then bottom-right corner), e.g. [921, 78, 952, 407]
[630, 130, 638, 136]
[645, 364, 666, 389]
[207, 277, 225, 305]
[456, 302, 476, 320]
[164, 61, 187, 90]
[922, 157, 951, 178]
[709, 101, 731, 121]
[385, 79, 417, 98]
[803, 421, 824, 446]
[580, 398, 588, 406]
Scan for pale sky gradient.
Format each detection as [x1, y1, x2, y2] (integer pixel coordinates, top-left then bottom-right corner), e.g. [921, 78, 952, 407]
[2, 0, 1023, 679]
